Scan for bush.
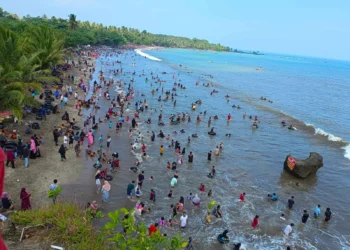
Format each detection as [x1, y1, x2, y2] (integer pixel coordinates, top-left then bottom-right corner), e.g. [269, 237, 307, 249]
[10, 203, 106, 250]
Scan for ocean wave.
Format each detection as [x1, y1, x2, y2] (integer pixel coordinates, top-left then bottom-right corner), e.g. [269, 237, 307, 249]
[343, 144, 350, 160]
[134, 49, 161, 61]
[314, 128, 344, 142]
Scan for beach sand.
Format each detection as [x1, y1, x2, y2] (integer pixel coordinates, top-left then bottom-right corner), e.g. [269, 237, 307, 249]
[2, 54, 96, 249]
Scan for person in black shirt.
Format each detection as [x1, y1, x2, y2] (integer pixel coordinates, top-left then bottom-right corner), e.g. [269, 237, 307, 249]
[188, 152, 194, 163]
[324, 207, 332, 222]
[138, 171, 145, 190]
[170, 204, 177, 218]
[287, 196, 295, 209]
[1, 192, 14, 210]
[207, 151, 212, 161]
[301, 209, 309, 223]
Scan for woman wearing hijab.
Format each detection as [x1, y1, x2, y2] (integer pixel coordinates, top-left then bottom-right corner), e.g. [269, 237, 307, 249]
[131, 118, 136, 129]
[101, 180, 111, 202]
[192, 194, 201, 206]
[58, 144, 66, 161]
[87, 130, 94, 145]
[29, 137, 37, 159]
[1, 192, 14, 210]
[217, 229, 229, 244]
[20, 188, 31, 210]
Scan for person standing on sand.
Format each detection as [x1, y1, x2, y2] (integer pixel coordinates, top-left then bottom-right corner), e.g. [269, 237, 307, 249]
[63, 133, 68, 148]
[74, 141, 81, 156]
[87, 130, 94, 145]
[53, 129, 59, 146]
[22, 144, 29, 168]
[101, 180, 111, 202]
[58, 144, 66, 161]
[20, 187, 31, 210]
[50, 179, 58, 204]
[5, 150, 15, 168]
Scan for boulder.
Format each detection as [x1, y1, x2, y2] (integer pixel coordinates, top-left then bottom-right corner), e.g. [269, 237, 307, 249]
[283, 152, 323, 178]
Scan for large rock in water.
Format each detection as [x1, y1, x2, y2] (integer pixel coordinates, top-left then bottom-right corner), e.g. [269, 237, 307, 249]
[283, 152, 323, 178]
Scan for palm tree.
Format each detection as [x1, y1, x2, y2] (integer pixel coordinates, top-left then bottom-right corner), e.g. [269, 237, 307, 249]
[0, 27, 42, 120]
[68, 14, 78, 30]
[26, 25, 65, 70]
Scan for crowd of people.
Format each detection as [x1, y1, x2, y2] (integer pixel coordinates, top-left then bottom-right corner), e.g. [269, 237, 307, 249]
[0, 48, 334, 249]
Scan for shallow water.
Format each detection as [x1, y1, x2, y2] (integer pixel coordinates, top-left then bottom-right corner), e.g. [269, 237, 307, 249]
[65, 49, 350, 250]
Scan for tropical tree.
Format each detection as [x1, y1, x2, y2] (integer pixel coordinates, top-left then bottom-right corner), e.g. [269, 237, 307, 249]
[68, 14, 78, 30]
[26, 25, 65, 69]
[0, 27, 42, 120]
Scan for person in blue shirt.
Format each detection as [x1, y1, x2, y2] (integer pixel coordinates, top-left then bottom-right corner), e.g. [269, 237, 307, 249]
[268, 193, 278, 201]
[314, 204, 321, 218]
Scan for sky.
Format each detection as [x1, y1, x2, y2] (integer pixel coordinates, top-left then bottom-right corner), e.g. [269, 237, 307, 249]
[1, 0, 350, 60]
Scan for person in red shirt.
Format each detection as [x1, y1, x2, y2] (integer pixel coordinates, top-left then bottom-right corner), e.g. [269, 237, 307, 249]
[149, 223, 158, 236]
[6, 150, 15, 168]
[227, 114, 231, 121]
[199, 183, 205, 192]
[252, 215, 259, 228]
[239, 192, 245, 202]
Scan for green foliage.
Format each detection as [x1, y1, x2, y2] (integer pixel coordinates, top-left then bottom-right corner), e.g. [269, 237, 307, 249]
[25, 25, 65, 69]
[10, 203, 106, 250]
[0, 13, 69, 120]
[0, 9, 231, 51]
[104, 208, 187, 250]
[48, 186, 62, 198]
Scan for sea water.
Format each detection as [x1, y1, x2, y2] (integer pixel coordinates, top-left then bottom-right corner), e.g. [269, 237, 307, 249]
[73, 49, 350, 250]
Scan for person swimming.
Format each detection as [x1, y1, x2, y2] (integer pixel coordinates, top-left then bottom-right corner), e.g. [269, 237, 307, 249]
[217, 230, 229, 244]
[288, 125, 296, 130]
[268, 193, 278, 201]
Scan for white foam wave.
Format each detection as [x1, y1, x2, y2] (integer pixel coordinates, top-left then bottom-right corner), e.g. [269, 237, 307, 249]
[134, 49, 161, 61]
[315, 128, 343, 142]
[343, 144, 350, 160]
[305, 123, 314, 127]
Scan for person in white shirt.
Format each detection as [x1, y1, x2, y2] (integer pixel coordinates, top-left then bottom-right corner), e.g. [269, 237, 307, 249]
[283, 223, 294, 236]
[180, 212, 188, 229]
[63, 134, 68, 147]
[280, 213, 286, 221]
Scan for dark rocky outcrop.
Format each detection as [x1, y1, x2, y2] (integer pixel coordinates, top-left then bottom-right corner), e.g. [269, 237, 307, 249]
[283, 152, 323, 178]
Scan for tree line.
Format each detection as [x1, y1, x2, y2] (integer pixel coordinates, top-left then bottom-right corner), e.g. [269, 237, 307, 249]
[0, 8, 231, 51]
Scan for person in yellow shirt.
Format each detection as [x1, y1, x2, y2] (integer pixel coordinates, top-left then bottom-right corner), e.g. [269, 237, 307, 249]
[160, 145, 164, 156]
[205, 212, 211, 224]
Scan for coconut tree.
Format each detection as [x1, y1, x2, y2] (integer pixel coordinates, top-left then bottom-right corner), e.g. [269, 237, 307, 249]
[0, 27, 42, 120]
[68, 14, 78, 30]
[26, 25, 65, 70]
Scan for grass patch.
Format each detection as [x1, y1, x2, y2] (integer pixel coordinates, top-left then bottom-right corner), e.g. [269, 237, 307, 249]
[10, 203, 107, 250]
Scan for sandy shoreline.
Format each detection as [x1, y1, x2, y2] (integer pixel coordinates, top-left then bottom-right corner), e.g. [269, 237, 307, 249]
[2, 52, 98, 248]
